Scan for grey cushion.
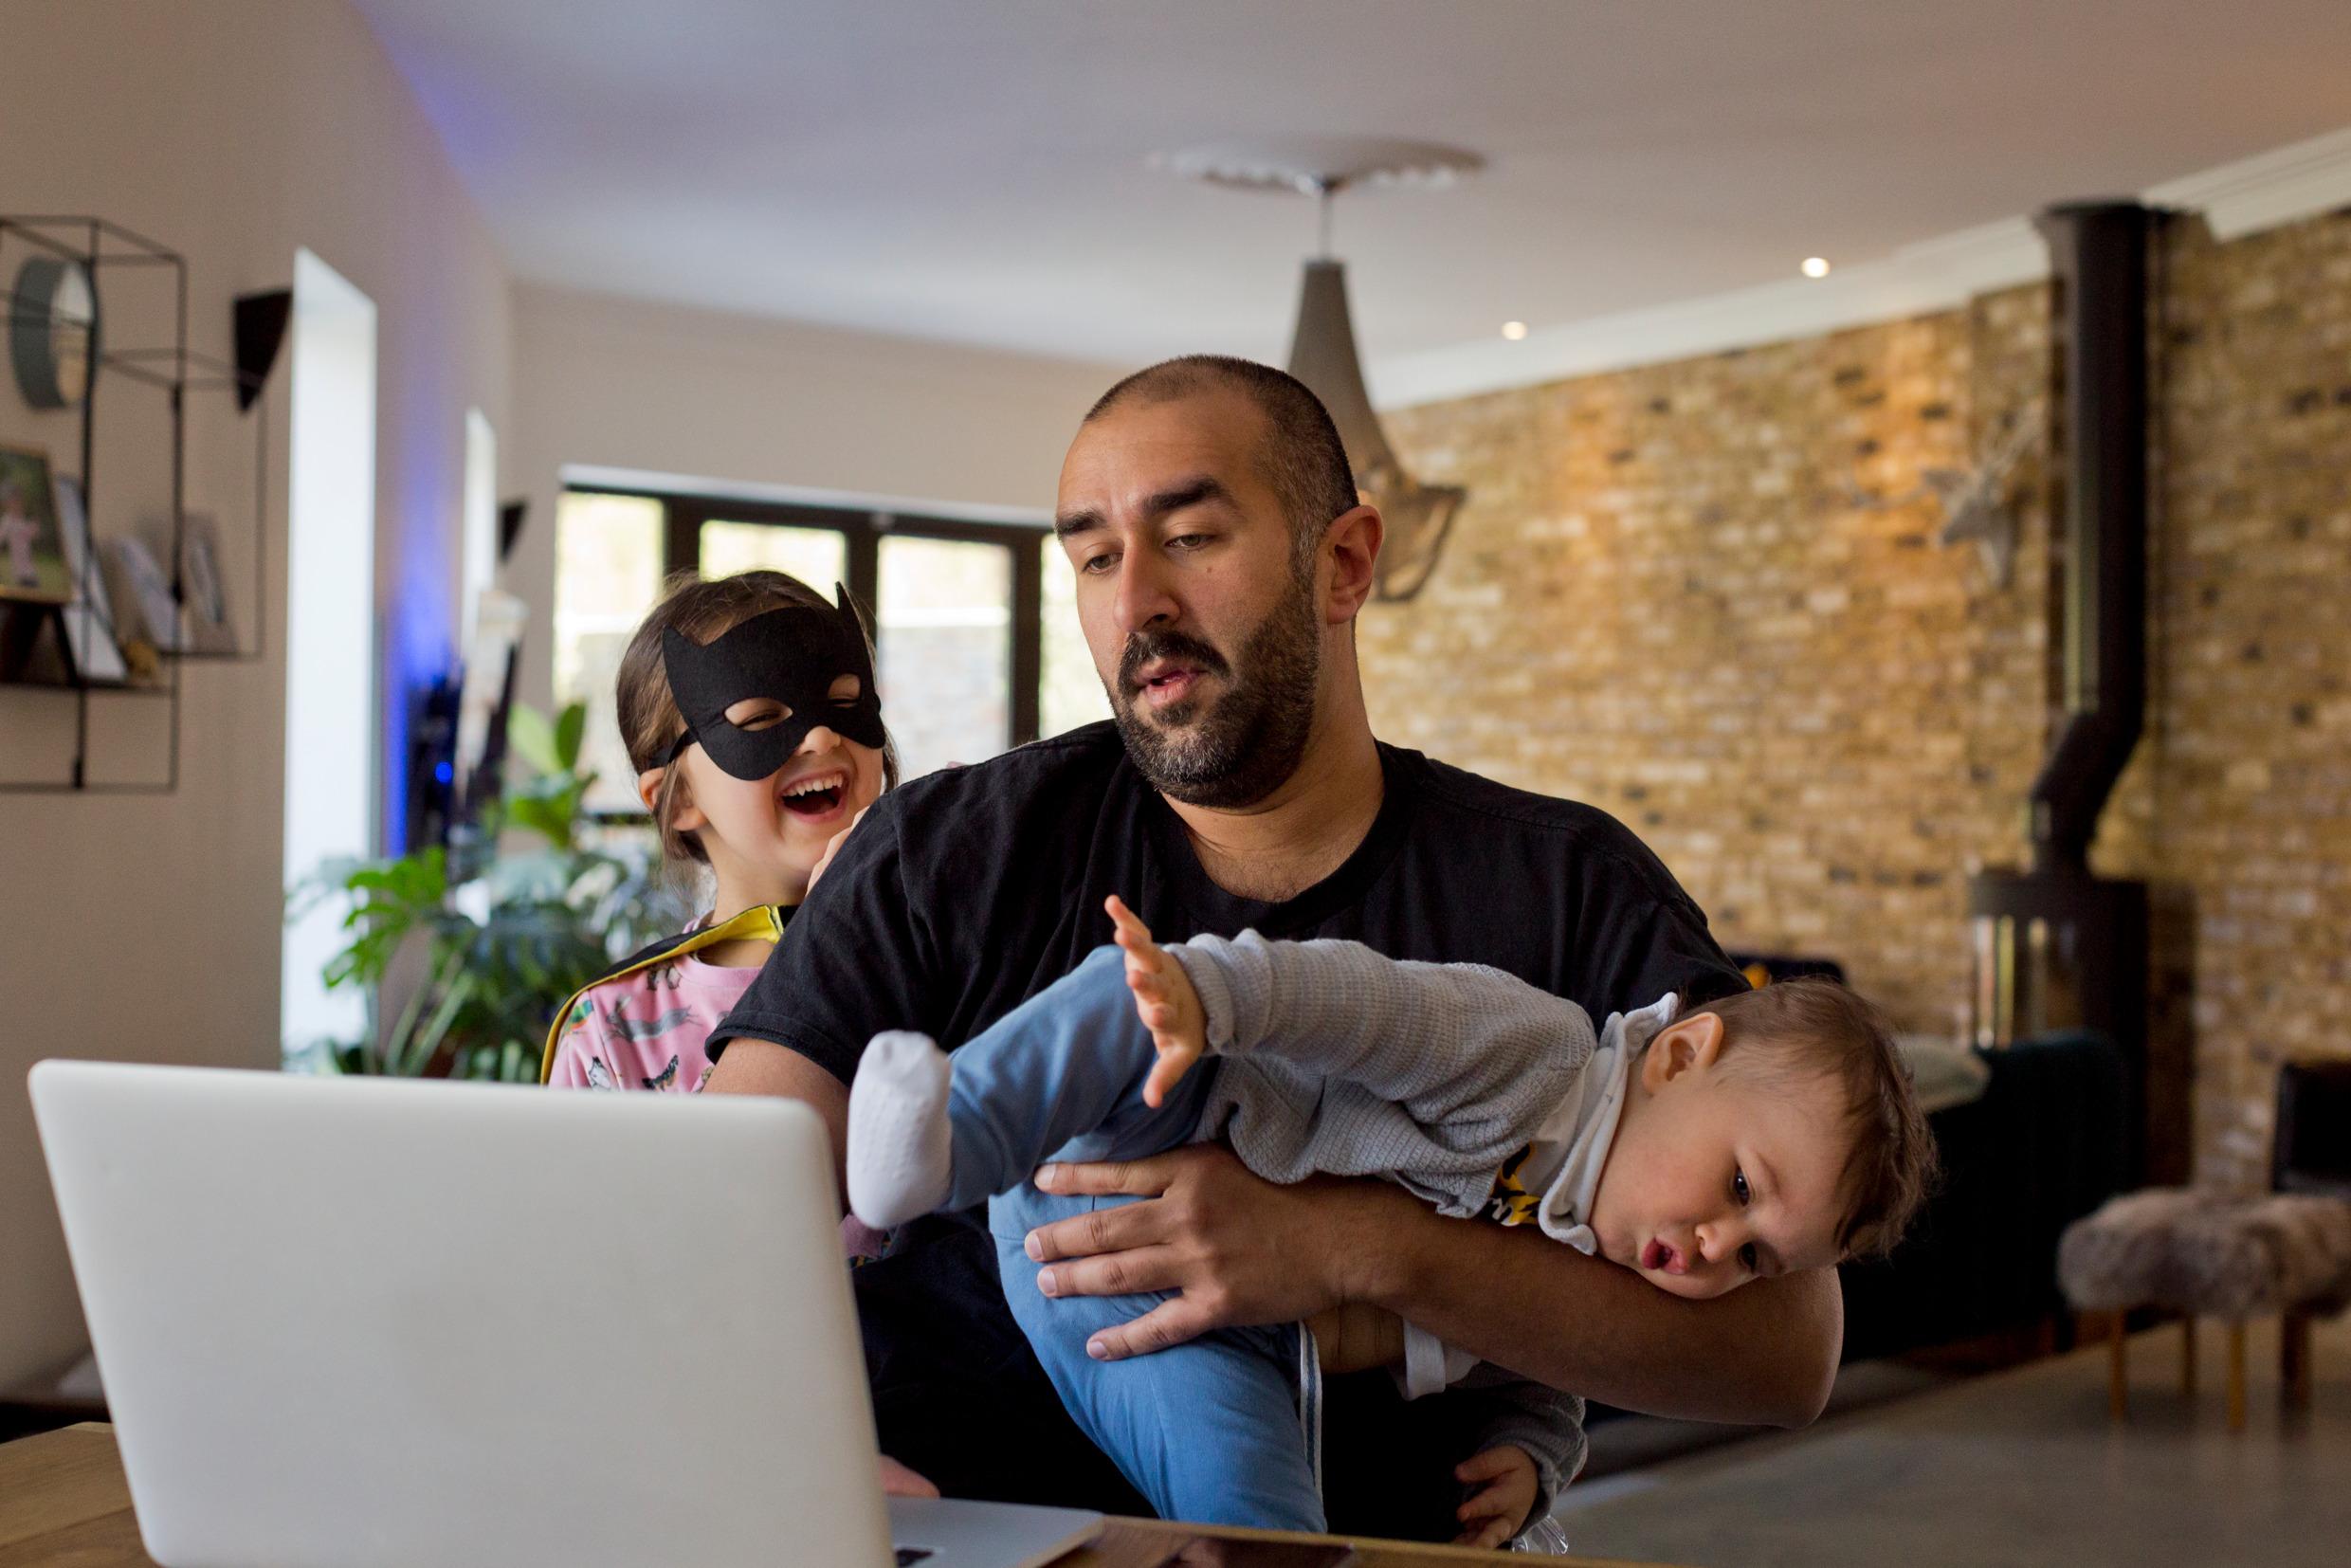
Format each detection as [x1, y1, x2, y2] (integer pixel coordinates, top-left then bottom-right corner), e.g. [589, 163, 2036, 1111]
[2058, 1188, 2351, 1319]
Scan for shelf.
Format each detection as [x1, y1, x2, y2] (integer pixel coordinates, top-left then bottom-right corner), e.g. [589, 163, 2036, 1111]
[0, 213, 264, 793]
[0, 674, 173, 698]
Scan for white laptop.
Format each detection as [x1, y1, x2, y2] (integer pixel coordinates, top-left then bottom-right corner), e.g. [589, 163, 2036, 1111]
[29, 1060, 1102, 1568]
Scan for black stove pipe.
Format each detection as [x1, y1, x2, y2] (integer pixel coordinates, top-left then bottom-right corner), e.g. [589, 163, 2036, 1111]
[2027, 203, 2153, 872]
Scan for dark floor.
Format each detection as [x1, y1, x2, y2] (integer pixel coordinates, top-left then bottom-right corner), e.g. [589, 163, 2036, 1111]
[1549, 1313, 2347, 1566]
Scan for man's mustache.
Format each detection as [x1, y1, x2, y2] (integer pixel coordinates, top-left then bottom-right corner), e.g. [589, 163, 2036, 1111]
[1118, 629, 1231, 694]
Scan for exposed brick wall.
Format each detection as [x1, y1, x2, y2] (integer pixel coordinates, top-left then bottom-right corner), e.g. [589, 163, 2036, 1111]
[1361, 207, 2351, 1187]
[2152, 211, 2351, 1186]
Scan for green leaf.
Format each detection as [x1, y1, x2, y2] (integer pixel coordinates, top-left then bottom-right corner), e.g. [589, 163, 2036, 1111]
[554, 701, 588, 773]
[508, 703, 559, 776]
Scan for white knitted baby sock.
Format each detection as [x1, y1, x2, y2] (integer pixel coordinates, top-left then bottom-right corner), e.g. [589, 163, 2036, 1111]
[846, 1030, 956, 1229]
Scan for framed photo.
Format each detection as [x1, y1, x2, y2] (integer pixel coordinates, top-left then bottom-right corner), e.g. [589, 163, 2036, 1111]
[173, 511, 239, 655]
[54, 477, 127, 683]
[0, 442, 70, 605]
[106, 534, 182, 653]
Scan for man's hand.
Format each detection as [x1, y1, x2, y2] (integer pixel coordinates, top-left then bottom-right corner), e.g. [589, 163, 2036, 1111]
[1103, 895, 1208, 1107]
[1024, 1145, 1412, 1360]
[1452, 1446, 1537, 1550]
[879, 1455, 938, 1498]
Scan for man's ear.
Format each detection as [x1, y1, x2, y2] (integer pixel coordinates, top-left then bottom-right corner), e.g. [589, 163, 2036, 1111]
[1321, 502, 1383, 624]
[1639, 1011, 1726, 1091]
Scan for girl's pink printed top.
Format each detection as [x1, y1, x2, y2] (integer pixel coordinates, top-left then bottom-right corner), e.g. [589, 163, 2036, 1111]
[546, 941, 887, 1258]
[546, 945, 745, 1095]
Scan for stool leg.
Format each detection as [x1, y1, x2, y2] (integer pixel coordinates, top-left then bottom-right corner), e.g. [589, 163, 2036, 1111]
[2281, 1312, 2311, 1411]
[2226, 1321, 2247, 1432]
[2180, 1316, 2196, 1397]
[2108, 1310, 2129, 1421]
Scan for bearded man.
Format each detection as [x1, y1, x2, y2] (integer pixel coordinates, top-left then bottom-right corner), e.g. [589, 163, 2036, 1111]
[705, 356, 1842, 1538]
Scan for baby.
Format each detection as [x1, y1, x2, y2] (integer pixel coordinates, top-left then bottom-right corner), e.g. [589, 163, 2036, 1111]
[847, 897, 1933, 1546]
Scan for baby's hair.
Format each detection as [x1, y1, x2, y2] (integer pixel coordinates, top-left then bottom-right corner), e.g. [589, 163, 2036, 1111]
[614, 569, 898, 869]
[1698, 977, 1937, 1262]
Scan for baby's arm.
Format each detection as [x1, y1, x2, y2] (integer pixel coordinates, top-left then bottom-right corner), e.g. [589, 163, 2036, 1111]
[1448, 1372, 1584, 1543]
[1160, 927, 1597, 1131]
[1105, 895, 1211, 1107]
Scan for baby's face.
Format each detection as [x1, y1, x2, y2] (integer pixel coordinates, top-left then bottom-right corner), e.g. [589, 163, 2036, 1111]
[1586, 1021, 1851, 1301]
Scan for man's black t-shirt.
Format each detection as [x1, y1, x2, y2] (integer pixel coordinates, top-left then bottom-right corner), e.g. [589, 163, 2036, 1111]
[706, 720, 1744, 1534]
[711, 720, 1740, 1071]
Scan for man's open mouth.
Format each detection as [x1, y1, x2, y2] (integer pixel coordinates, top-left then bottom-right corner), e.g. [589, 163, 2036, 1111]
[1640, 1238, 1685, 1275]
[778, 768, 847, 818]
[1133, 659, 1209, 709]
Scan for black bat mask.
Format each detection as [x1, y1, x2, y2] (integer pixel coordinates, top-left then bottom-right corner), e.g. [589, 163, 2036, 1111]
[661, 587, 887, 781]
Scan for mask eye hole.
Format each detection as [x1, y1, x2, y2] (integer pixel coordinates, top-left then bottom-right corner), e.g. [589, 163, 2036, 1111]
[723, 698, 791, 732]
[828, 674, 862, 706]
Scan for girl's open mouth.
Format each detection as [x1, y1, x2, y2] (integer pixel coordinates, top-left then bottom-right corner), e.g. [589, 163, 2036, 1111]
[779, 770, 847, 819]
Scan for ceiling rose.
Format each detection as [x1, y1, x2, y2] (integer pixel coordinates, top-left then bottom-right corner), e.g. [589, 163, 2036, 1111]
[1151, 137, 1485, 198]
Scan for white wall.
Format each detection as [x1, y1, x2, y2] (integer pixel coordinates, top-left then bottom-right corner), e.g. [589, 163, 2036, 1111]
[0, 1, 511, 1390]
[506, 283, 1120, 715]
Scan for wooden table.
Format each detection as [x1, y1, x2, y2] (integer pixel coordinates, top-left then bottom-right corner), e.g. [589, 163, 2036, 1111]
[1, 1424, 1657, 1567]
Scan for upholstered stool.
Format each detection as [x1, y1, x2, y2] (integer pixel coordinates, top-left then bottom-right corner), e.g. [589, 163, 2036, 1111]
[2057, 1188, 2351, 1429]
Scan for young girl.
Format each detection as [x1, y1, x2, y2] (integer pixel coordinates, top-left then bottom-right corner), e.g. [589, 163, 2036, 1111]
[540, 569, 895, 1099]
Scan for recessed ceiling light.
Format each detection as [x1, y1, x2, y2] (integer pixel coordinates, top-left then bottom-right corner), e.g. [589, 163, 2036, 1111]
[1501, 320, 1528, 340]
[1801, 257, 1832, 279]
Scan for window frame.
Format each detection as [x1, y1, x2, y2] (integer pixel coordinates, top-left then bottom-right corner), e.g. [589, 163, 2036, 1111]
[566, 482, 1046, 752]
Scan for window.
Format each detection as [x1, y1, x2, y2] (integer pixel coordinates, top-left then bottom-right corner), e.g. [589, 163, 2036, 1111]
[460, 409, 498, 648]
[281, 249, 378, 1055]
[553, 486, 1111, 808]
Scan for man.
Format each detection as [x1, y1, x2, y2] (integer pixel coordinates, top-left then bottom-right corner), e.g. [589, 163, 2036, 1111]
[705, 356, 1841, 1538]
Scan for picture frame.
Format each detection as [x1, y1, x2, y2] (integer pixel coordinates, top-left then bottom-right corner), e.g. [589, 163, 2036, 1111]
[53, 476, 127, 683]
[0, 442, 70, 605]
[105, 533, 182, 654]
[171, 511, 239, 655]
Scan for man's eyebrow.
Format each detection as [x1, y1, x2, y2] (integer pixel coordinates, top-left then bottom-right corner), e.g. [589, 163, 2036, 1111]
[1142, 475, 1234, 519]
[1055, 475, 1236, 540]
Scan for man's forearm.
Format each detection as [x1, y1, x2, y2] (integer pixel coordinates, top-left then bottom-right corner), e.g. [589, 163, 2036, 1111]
[703, 1036, 851, 1185]
[1347, 1187, 1841, 1427]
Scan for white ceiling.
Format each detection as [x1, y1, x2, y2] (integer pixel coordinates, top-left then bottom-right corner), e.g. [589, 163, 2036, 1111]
[355, 0, 2351, 377]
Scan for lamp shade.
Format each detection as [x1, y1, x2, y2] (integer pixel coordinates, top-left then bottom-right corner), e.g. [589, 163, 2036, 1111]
[1285, 259, 1465, 602]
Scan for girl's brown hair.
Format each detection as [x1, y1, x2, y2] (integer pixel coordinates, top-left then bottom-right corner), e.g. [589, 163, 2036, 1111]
[615, 569, 898, 868]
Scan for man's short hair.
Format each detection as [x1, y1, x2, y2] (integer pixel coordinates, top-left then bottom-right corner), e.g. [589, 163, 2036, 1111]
[1084, 355, 1360, 564]
[1700, 977, 1939, 1262]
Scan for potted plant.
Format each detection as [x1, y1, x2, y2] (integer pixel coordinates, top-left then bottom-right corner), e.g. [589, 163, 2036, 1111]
[286, 700, 677, 1083]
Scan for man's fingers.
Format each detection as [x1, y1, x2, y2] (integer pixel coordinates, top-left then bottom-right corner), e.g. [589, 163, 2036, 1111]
[879, 1455, 939, 1498]
[1033, 1239, 1185, 1300]
[1081, 1295, 1215, 1362]
[1031, 1154, 1176, 1201]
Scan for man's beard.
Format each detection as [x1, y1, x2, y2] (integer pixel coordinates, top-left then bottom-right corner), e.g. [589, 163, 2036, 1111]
[1111, 569, 1321, 810]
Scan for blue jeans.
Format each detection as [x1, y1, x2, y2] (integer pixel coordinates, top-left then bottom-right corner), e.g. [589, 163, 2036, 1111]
[946, 946, 1326, 1531]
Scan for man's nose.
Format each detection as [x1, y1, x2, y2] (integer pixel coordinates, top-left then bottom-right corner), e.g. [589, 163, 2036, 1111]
[796, 724, 845, 757]
[1110, 547, 1181, 638]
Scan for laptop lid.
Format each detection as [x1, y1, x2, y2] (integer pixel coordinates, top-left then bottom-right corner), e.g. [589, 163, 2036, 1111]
[30, 1060, 896, 1568]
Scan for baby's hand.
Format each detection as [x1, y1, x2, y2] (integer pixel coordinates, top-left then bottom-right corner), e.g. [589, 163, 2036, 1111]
[1104, 895, 1207, 1107]
[1453, 1444, 1539, 1550]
